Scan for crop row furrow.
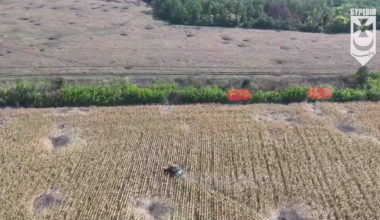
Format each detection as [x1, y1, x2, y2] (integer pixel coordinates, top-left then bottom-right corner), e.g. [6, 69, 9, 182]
[314, 129, 367, 220]
[51, 131, 109, 220]
[292, 127, 336, 219]
[247, 133, 261, 212]
[110, 132, 141, 219]
[305, 127, 355, 220]
[327, 131, 378, 219]
[117, 132, 144, 219]
[298, 127, 342, 220]
[259, 130, 279, 208]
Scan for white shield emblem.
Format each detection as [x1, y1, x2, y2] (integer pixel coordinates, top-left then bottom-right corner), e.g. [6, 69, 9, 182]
[351, 15, 376, 66]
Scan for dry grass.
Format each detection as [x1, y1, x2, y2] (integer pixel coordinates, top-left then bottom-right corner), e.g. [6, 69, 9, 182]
[1, 102, 380, 219]
[0, 0, 379, 83]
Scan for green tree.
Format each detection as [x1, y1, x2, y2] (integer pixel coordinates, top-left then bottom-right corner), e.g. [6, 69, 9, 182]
[327, 15, 349, 33]
[356, 66, 370, 86]
[184, 0, 203, 24]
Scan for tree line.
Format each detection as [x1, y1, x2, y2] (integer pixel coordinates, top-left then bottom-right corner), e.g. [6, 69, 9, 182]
[0, 67, 379, 107]
[152, 0, 380, 33]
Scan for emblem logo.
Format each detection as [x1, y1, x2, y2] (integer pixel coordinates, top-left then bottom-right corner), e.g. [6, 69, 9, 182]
[351, 9, 376, 66]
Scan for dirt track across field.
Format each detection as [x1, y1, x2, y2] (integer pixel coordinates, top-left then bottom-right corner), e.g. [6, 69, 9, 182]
[0, 0, 379, 86]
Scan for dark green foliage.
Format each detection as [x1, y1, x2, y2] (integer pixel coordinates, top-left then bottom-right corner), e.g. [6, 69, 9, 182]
[153, 0, 380, 33]
[52, 77, 65, 90]
[241, 79, 250, 88]
[1, 71, 380, 108]
[356, 66, 370, 86]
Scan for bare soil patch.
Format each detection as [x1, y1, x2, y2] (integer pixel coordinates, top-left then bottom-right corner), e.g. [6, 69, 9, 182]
[257, 110, 299, 125]
[57, 123, 66, 130]
[175, 121, 191, 131]
[336, 122, 357, 134]
[132, 197, 171, 220]
[54, 107, 90, 115]
[43, 123, 77, 153]
[145, 24, 154, 29]
[265, 130, 277, 142]
[220, 36, 232, 41]
[264, 203, 317, 220]
[276, 205, 313, 220]
[238, 43, 249, 48]
[280, 46, 291, 50]
[344, 108, 355, 115]
[161, 105, 176, 114]
[307, 104, 325, 117]
[78, 107, 90, 112]
[275, 59, 286, 64]
[33, 189, 59, 213]
[0, 118, 7, 127]
[50, 135, 71, 149]
[56, 107, 73, 114]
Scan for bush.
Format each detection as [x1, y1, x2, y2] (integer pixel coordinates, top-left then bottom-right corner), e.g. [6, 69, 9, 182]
[1, 74, 380, 108]
[326, 15, 349, 33]
[279, 86, 309, 103]
[332, 88, 367, 102]
[356, 66, 370, 86]
[52, 77, 65, 90]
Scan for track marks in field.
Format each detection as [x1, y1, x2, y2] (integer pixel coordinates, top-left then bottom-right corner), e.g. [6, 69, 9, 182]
[265, 204, 315, 220]
[53, 131, 114, 219]
[0, 118, 7, 127]
[257, 110, 300, 125]
[131, 197, 171, 220]
[54, 107, 91, 116]
[325, 130, 380, 219]
[340, 107, 355, 116]
[259, 130, 286, 208]
[161, 105, 176, 114]
[302, 126, 355, 219]
[55, 107, 73, 114]
[306, 104, 325, 117]
[298, 126, 347, 219]
[334, 121, 379, 142]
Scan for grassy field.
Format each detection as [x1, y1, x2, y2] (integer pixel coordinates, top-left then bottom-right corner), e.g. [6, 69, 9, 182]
[0, 0, 379, 88]
[1, 103, 380, 220]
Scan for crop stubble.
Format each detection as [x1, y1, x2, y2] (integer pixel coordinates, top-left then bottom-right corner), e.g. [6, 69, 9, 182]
[1, 103, 380, 219]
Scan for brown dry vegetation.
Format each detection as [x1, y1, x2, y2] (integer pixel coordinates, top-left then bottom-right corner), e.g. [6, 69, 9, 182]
[0, 0, 379, 88]
[1, 103, 380, 219]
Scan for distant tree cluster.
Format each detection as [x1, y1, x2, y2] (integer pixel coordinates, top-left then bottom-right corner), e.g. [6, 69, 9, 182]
[153, 0, 380, 33]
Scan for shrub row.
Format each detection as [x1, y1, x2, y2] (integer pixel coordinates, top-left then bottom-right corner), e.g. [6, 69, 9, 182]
[0, 71, 379, 108]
